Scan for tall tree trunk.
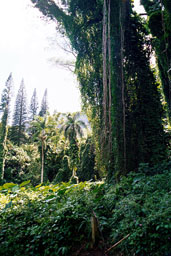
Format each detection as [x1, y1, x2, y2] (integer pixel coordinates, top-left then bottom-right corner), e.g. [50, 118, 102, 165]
[102, 0, 108, 136]
[160, 0, 171, 124]
[103, 0, 112, 158]
[41, 140, 44, 183]
[120, 0, 126, 172]
[1, 126, 8, 180]
[108, 0, 112, 152]
[1, 104, 9, 180]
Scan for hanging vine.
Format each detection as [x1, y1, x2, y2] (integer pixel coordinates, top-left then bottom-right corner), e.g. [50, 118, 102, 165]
[31, 0, 168, 180]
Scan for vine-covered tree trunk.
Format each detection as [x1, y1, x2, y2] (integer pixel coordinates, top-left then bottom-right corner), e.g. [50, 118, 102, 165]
[102, 0, 108, 136]
[120, 0, 127, 172]
[41, 140, 44, 183]
[105, 0, 129, 179]
[0, 73, 13, 180]
[0, 117, 9, 180]
[1, 126, 8, 180]
[108, 0, 112, 153]
[31, 0, 168, 181]
[141, 0, 171, 124]
[102, 0, 127, 177]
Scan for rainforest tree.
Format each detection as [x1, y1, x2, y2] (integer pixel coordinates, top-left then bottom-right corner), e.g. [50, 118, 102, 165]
[30, 0, 168, 180]
[60, 112, 87, 179]
[31, 114, 60, 183]
[141, 0, 171, 123]
[0, 73, 13, 180]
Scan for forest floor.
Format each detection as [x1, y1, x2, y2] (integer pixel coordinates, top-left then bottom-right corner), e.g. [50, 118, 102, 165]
[0, 166, 170, 256]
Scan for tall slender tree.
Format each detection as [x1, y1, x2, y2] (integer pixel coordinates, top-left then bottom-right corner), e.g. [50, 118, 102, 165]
[39, 89, 48, 117]
[60, 112, 87, 177]
[31, 114, 59, 183]
[29, 88, 39, 121]
[0, 73, 13, 180]
[11, 79, 28, 146]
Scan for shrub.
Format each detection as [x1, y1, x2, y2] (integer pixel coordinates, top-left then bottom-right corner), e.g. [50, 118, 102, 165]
[0, 166, 170, 255]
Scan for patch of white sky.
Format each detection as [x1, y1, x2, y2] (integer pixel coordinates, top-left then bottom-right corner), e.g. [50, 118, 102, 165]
[133, 0, 145, 13]
[0, 0, 144, 117]
[0, 0, 80, 115]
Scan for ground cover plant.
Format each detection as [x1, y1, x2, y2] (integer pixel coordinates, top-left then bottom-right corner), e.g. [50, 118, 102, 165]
[0, 163, 170, 256]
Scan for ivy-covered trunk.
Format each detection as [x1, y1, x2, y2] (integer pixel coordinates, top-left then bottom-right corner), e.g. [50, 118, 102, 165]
[141, 0, 171, 124]
[0, 73, 13, 181]
[104, 0, 129, 179]
[0, 121, 8, 180]
[1, 126, 8, 180]
[31, 0, 168, 181]
[41, 139, 44, 183]
[101, 0, 128, 179]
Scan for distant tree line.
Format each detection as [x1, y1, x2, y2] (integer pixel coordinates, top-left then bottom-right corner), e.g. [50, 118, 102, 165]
[0, 74, 96, 184]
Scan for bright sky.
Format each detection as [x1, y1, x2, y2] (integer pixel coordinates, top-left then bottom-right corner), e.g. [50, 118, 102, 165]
[0, 0, 143, 115]
[0, 0, 81, 114]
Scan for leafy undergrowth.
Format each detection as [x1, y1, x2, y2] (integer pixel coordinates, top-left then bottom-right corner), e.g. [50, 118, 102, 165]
[0, 168, 170, 256]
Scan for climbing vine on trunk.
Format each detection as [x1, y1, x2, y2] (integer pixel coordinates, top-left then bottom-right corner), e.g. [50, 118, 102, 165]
[31, 0, 168, 180]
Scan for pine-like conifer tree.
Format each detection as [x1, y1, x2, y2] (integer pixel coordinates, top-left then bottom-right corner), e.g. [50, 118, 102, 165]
[11, 79, 28, 146]
[0, 73, 13, 179]
[29, 88, 39, 121]
[39, 89, 48, 117]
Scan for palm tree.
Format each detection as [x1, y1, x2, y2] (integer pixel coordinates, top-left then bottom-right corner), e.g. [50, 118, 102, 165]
[60, 112, 87, 179]
[61, 112, 87, 143]
[30, 114, 60, 183]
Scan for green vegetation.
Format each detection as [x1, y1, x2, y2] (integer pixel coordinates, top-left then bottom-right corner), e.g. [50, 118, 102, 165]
[0, 111, 92, 185]
[0, 73, 13, 179]
[0, 165, 170, 256]
[31, 0, 169, 179]
[141, 0, 171, 123]
[0, 0, 170, 255]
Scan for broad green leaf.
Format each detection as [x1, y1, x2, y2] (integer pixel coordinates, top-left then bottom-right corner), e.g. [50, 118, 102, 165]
[35, 184, 42, 188]
[20, 180, 31, 187]
[3, 183, 16, 189]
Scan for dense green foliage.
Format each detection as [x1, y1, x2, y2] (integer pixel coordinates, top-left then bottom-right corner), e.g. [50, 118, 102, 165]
[0, 107, 96, 185]
[141, 0, 171, 123]
[0, 2, 170, 254]
[4, 143, 40, 185]
[31, 0, 169, 179]
[124, 14, 167, 172]
[0, 165, 170, 256]
[77, 136, 98, 181]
